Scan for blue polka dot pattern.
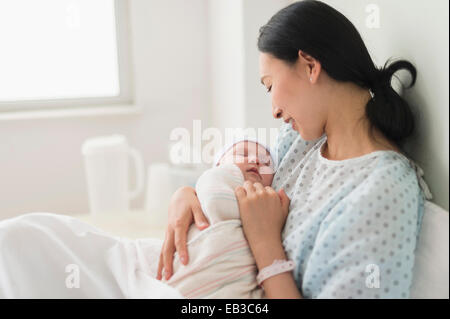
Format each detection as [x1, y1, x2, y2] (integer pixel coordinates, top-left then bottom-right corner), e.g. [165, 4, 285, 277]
[271, 122, 426, 299]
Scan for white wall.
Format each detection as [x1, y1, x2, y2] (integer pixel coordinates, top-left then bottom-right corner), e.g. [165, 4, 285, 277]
[1, 0, 447, 218]
[0, 0, 212, 219]
[209, 0, 290, 146]
[208, 0, 245, 131]
[242, 0, 291, 132]
[314, 0, 449, 210]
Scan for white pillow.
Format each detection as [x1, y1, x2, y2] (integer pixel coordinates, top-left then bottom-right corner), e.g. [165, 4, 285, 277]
[410, 200, 449, 298]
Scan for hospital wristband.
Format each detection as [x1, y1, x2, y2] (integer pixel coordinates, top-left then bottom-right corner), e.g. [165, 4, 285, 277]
[256, 259, 295, 287]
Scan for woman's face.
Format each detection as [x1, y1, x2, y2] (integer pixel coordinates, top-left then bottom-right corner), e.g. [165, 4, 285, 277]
[259, 52, 328, 141]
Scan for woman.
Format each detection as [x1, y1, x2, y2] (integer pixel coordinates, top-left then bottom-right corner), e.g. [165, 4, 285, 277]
[156, 0, 430, 298]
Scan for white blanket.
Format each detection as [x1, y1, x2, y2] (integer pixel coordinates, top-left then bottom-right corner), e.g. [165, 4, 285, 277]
[0, 164, 263, 299]
[162, 164, 264, 298]
[0, 212, 183, 298]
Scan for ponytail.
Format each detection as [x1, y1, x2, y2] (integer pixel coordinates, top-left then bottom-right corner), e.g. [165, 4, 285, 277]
[366, 59, 417, 148]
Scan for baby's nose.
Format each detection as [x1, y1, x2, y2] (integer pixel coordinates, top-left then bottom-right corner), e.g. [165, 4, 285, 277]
[248, 155, 260, 164]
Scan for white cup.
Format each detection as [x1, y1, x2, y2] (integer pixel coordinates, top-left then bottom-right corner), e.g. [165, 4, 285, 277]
[82, 134, 144, 215]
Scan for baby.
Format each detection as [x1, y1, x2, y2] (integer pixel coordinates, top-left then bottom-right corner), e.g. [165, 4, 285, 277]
[161, 138, 276, 298]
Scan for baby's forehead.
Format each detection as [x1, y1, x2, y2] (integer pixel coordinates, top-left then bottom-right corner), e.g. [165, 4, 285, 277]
[233, 141, 269, 153]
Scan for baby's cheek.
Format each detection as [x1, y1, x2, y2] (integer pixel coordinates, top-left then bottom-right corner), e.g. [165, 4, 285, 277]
[262, 173, 274, 187]
[234, 163, 247, 178]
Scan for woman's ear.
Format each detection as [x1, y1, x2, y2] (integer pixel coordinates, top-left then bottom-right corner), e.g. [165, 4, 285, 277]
[297, 50, 321, 83]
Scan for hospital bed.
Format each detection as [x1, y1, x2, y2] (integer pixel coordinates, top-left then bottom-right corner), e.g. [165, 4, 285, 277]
[71, 201, 449, 298]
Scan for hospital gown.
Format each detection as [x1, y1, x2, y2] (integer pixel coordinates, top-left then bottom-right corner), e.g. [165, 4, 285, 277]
[272, 122, 427, 298]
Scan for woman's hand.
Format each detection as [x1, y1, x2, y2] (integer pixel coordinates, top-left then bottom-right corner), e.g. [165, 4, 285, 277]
[235, 181, 290, 267]
[235, 182, 302, 298]
[156, 186, 209, 281]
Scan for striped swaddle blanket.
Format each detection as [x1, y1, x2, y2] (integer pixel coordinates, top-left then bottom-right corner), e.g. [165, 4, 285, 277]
[163, 164, 265, 299]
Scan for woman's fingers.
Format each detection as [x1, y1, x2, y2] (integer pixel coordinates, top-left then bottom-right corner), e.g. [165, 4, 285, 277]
[156, 250, 164, 280]
[156, 186, 201, 281]
[174, 223, 189, 265]
[265, 185, 277, 196]
[243, 180, 256, 195]
[192, 204, 209, 231]
[157, 230, 171, 280]
[235, 185, 247, 201]
[253, 182, 265, 194]
[278, 188, 291, 216]
[161, 229, 175, 280]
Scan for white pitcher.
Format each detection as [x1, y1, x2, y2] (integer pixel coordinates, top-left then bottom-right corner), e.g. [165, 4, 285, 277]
[82, 134, 144, 215]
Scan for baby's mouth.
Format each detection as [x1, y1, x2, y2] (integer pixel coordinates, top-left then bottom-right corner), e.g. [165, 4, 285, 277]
[247, 167, 261, 179]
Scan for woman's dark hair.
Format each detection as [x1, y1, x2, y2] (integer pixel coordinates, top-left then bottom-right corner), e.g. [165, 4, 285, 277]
[258, 0, 417, 149]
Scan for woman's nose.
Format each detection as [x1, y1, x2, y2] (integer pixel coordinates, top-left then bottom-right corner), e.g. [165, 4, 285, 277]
[272, 107, 282, 119]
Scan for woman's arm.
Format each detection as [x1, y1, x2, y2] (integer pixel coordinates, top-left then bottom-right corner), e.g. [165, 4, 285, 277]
[252, 239, 302, 299]
[156, 186, 209, 281]
[235, 181, 302, 299]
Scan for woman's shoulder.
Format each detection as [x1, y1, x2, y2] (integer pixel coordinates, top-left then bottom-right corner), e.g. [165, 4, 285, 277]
[352, 151, 421, 197]
[349, 151, 425, 227]
[368, 151, 419, 186]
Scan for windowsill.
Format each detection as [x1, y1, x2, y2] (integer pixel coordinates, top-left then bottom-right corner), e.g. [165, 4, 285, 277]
[0, 104, 142, 121]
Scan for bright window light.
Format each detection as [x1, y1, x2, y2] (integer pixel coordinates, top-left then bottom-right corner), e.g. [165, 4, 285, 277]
[0, 0, 120, 102]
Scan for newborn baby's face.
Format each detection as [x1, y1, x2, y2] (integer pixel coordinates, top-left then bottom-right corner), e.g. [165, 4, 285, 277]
[218, 141, 274, 186]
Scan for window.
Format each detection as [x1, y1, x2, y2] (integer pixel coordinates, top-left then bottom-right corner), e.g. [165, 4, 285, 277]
[0, 0, 133, 112]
